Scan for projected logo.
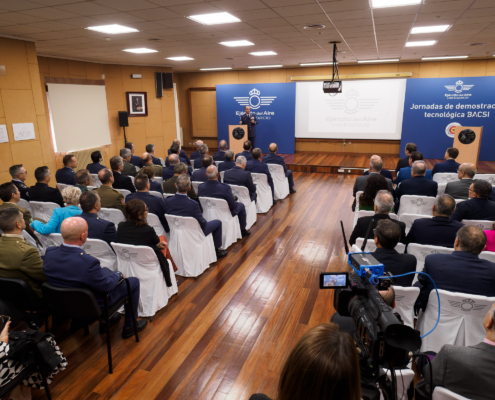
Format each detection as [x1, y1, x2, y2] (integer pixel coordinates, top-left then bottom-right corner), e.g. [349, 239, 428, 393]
[234, 88, 277, 110]
[325, 89, 380, 114]
[445, 122, 461, 138]
[445, 80, 474, 94]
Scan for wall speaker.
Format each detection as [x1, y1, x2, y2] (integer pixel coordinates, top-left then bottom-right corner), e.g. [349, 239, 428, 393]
[155, 72, 163, 98]
[118, 111, 128, 127]
[164, 72, 173, 89]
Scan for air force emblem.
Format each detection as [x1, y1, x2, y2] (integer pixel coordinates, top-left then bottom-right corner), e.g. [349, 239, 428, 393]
[445, 80, 474, 94]
[234, 88, 276, 110]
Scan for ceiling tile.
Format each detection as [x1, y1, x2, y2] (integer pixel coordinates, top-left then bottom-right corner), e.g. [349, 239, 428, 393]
[420, 0, 474, 13]
[93, 12, 147, 24]
[27, 20, 76, 30]
[21, 6, 80, 20]
[247, 17, 291, 29]
[0, 24, 48, 34]
[231, 9, 280, 21]
[127, 8, 182, 21]
[30, 0, 86, 6]
[94, 0, 158, 12]
[165, 2, 222, 16]
[55, 16, 111, 28]
[319, 0, 370, 13]
[55, 2, 117, 16]
[147, 0, 205, 6]
[209, 0, 267, 12]
[372, 5, 420, 18]
[0, 12, 46, 24]
[272, 4, 324, 17]
[0, 0, 44, 11]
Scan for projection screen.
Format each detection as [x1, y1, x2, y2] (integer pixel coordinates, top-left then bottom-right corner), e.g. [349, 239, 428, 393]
[295, 79, 407, 140]
[47, 83, 112, 153]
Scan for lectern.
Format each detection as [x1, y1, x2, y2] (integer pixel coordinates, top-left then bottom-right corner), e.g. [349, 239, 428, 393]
[228, 125, 247, 156]
[453, 126, 483, 167]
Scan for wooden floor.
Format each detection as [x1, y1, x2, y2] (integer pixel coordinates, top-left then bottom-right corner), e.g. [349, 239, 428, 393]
[32, 172, 357, 400]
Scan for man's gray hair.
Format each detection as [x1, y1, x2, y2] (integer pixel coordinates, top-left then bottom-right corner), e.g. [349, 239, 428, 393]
[9, 165, 24, 179]
[225, 150, 234, 161]
[374, 190, 394, 214]
[120, 148, 131, 158]
[370, 155, 383, 172]
[236, 155, 247, 165]
[199, 144, 208, 155]
[176, 173, 191, 192]
[457, 225, 486, 255]
[169, 154, 179, 166]
[434, 194, 456, 217]
[206, 165, 218, 179]
[412, 160, 427, 176]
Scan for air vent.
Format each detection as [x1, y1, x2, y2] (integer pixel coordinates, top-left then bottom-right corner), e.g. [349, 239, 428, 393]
[469, 43, 486, 46]
[304, 24, 325, 30]
[147, 38, 163, 42]
[223, 57, 234, 60]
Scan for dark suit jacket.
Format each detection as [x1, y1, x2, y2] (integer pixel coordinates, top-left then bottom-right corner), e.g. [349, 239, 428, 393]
[129, 154, 144, 168]
[12, 180, 29, 201]
[86, 163, 105, 174]
[450, 198, 495, 221]
[224, 166, 257, 202]
[352, 173, 393, 211]
[396, 177, 438, 212]
[194, 156, 208, 169]
[191, 167, 208, 183]
[162, 175, 197, 200]
[151, 155, 162, 166]
[405, 216, 463, 248]
[432, 159, 461, 176]
[76, 212, 116, 245]
[445, 179, 475, 200]
[164, 193, 209, 232]
[364, 169, 393, 180]
[234, 150, 253, 162]
[150, 180, 163, 194]
[162, 165, 175, 181]
[218, 161, 235, 172]
[240, 112, 257, 137]
[262, 153, 288, 172]
[213, 151, 226, 162]
[198, 180, 242, 217]
[165, 155, 189, 168]
[416, 251, 495, 311]
[396, 167, 433, 185]
[349, 213, 406, 246]
[395, 156, 409, 174]
[167, 148, 190, 165]
[190, 150, 200, 160]
[126, 191, 169, 232]
[55, 167, 76, 185]
[370, 248, 416, 286]
[29, 182, 64, 208]
[112, 171, 136, 193]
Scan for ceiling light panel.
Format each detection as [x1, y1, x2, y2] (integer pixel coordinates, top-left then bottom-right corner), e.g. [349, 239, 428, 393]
[123, 48, 158, 54]
[422, 56, 468, 60]
[371, 0, 422, 8]
[411, 25, 450, 34]
[188, 12, 241, 25]
[358, 59, 400, 63]
[250, 51, 277, 56]
[86, 24, 138, 34]
[248, 65, 283, 69]
[220, 40, 254, 47]
[300, 62, 333, 66]
[200, 67, 233, 71]
[167, 56, 194, 61]
[406, 40, 436, 47]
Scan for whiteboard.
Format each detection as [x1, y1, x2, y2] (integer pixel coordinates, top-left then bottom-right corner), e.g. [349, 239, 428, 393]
[47, 83, 112, 153]
[295, 79, 407, 140]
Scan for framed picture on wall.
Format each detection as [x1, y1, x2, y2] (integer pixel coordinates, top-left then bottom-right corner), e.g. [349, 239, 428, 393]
[126, 92, 148, 117]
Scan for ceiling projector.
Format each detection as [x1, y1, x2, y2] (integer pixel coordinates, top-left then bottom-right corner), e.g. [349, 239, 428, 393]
[323, 80, 342, 94]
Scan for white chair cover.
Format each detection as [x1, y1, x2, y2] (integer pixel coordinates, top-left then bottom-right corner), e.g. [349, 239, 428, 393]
[461, 219, 494, 230]
[354, 237, 405, 254]
[475, 174, 495, 185]
[406, 243, 454, 284]
[82, 238, 117, 271]
[433, 173, 459, 184]
[215, 161, 223, 167]
[199, 197, 242, 250]
[455, 198, 465, 204]
[159, 158, 165, 167]
[165, 214, 217, 277]
[219, 171, 225, 183]
[437, 182, 447, 195]
[34, 232, 63, 254]
[87, 186, 96, 191]
[251, 173, 272, 214]
[149, 191, 163, 199]
[394, 286, 420, 328]
[30, 201, 60, 222]
[98, 208, 125, 229]
[147, 213, 166, 237]
[163, 193, 174, 199]
[17, 199, 33, 216]
[417, 289, 495, 353]
[115, 188, 131, 199]
[380, 369, 415, 400]
[353, 211, 398, 229]
[153, 177, 163, 185]
[135, 166, 140, 173]
[56, 183, 73, 192]
[228, 185, 257, 229]
[352, 191, 364, 228]
[399, 213, 432, 234]
[129, 176, 135, 186]
[192, 181, 203, 195]
[111, 243, 177, 317]
[90, 174, 102, 188]
[397, 195, 435, 218]
[433, 387, 471, 400]
[266, 164, 289, 200]
[21, 230, 42, 255]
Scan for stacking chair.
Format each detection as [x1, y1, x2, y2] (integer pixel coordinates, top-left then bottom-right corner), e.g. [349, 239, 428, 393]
[115, 188, 131, 200]
[406, 243, 454, 284]
[147, 213, 166, 237]
[56, 183, 73, 192]
[399, 213, 432, 234]
[191, 181, 203, 195]
[461, 219, 493, 230]
[266, 164, 289, 200]
[153, 177, 163, 185]
[30, 201, 60, 222]
[393, 286, 420, 328]
[90, 173, 102, 188]
[251, 173, 272, 214]
[228, 185, 257, 229]
[397, 195, 435, 218]
[354, 238, 405, 254]
[437, 182, 447, 195]
[163, 193, 174, 200]
[82, 238, 118, 271]
[215, 161, 224, 167]
[432, 173, 459, 184]
[479, 251, 495, 263]
[17, 198, 33, 216]
[219, 171, 225, 183]
[382, 368, 415, 400]
[22, 230, 41, 254]
[34, 232, 63, 253]
[149, 191, 163, 199]
[352, 210, 398, 229]
[98, 208, 125, 229]
[475, 174, 495, 185]
[433, 387, 471, 400]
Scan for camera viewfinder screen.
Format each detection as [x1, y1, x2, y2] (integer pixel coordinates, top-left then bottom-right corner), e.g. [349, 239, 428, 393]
[322, 274, 347, 288]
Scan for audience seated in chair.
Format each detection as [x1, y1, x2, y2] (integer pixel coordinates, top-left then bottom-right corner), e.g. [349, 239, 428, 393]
[191, 155, 213, 183]
[357, 174, 392, 212]
[484, 222, 495, 252]
[218, 150, 236, 173]
[162, 153, 179, 181]
[31, 186, 82, 235]
[246, 148, 275, 201]
[350, 190, 405, 246]
[86, 150, 105, 175]
[396, 160, 438, 213]
[213, 140, 228, 162]
[75, 191, 116, 245]
[139, 152, 163, 179]
[166, 143, 189, 168]
[56, 154, 78, 185]
[262, 143, 296, 193]
[167, 139, 190, 165]
[141, 165, 163, 194]
[120, 148, 138, 177]
[146, 143, 162, 166]
[415, 225, 495, 312]
[432, 147, 461, 176]
[444, 162, 476, 199]
[75, 169, 91, 193]
[164, 174, 227, 258]
[415, 302, 495, 400]
[162, 163, 198, 201]
[235, 140, 254, 162]
[395, 142, 416, 176]
[363, 162, 393, 180]
[29, 166, 64, 208]
[405, 194, 464, 248]
[93, 169, 125, 213]
[223, 156, 257, 203]
[190, 140, 203, 161]
[451, 179, 495, 221]
[396, 151, 433, 186]
[111, 156, 136, 193]
[125, 142, 144, 169]
[193, 144, 210, 170]
[43, 217, 147, 339]
[10, 164, 30, 201]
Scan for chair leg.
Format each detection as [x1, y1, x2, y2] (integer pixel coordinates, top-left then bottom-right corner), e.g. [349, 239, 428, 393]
[105, 315, 113, 374]
[124, 279, 139, 343]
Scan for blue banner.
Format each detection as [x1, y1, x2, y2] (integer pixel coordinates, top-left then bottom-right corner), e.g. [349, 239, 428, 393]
[216, 83, 296, 154]
[401, 76, 495, 160]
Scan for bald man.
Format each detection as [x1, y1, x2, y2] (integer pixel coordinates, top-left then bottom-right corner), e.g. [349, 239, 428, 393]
[167, 139, 190, 165]
[190, 140, 204, 160]
[162, 153, 179, 181]
[43, 218, 147, 339]
[262, 143, 295, 193]
[445, 162, 476, 199]
[139, 152, 162, 177]
[213, 140, 228, 162]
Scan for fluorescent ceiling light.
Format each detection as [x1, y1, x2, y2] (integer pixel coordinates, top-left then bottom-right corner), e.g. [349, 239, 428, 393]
[371, 0, 421, 8]
[411, 25, 450, 34]
[220, 40, 254, 47]
[358, 59, 399, 63]
[422, 56, 468, 60]
[406, 40, 436, 47]
[250, 51, 277, 56]
[300, 62, 333, 66]
[167, 56, 194, 61]
[248, 65, 283, 69]
[188, 12, 241, 25]
[123, 48, 158, 54]
[86, 24, 138, 34]
[200, 67, 232, 71]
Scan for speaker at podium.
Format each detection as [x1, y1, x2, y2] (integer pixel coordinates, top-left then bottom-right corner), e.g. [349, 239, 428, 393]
[228, 125, 247, 156]
[453, 126, 483, 167]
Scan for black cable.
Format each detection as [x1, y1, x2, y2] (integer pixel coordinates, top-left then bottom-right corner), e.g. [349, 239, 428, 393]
[410, 352, 433, 400]
[390, 365, 397, 400]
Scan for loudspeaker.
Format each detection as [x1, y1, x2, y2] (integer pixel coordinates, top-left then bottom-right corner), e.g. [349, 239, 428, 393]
[155, 72, 163, 98]
[118, 111, 128, 127]
[164, 73, 173, 89]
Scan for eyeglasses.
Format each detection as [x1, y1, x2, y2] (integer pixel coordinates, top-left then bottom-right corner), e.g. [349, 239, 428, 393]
[373, 229, 377, 236]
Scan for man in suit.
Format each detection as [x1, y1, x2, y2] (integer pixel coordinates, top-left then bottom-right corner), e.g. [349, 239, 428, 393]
[125, 142, 144, 169]
[193, 144, 209, 169]
[395, 142, 416, 175]
[162, 163, 198, 200]
[43, 217, 147, 339]
[396, 151, 433, 186]
[164, 174, 227, 257]
[192, 155, 213, 183]
[213, 140, 228, 162]
[0, 208, 46, 298]
[167, 139, 190, 166]
[363, 168, 393, 180]
[120, 148, 138, 177]
[370, 220, 416, 286]
[451, 179, 495, 221]
[141, 166, 163, 194]
[190, 140, 203, 161]
[86, 150, 105, 174]
[235, 140, 254, 162]
[146, 143, 162, 166]
[415, 302, 495, 400]
[162, 154, 179, 181]
[223, 156, 257, 203]
[75, 169, 91, 193]
[246, 148, 275, 202]
[396, 161, 438, 213]
[445, 162, 476, 199]
[218, 150, 236, 173]
[9, 164, 30, 201]
[76, 191, 116, 245]
[406, 194, 464, 248]
[166, 143, 190, 168]
[350, 190, 406, 246]
[263, 143, 295, 193]
[111, 156, 136, 193]
[416, 225, 495, 311]
[198, 165, 251, 236]
[29, 166, 65, 208]
[240, 106, 258, 149]
[126, 174, 169, 233]
[138, 153, 162, 178]
[94, 168, 125, 213]
[432, 147, 461, 176]
[56, 154, 78, 185]
[352, 155, 393, 211]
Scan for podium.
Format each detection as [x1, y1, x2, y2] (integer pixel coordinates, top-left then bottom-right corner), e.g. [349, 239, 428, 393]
[453, 126, 483, 167]
[228, 125, 247, 155]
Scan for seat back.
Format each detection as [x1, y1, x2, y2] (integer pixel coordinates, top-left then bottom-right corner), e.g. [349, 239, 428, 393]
[149, 191, 162, 199]
[163, 193, 174, 199]
[56, 183, 73, 192]
[215, 161, 223, 167]
[219, 171, 225, 183]
[34, 232, 63, 251]
[406, 243, 454, 284]
[251, 173, 272, 214]
[115, 188, 131, 199]
[147, 213, 166, 237]
[354, 237, 405, 253]
[455, 198, 466, 204]
[479, 251, 495, 263]
[158, 158, 165, 167]
[0, 277, 43, 313]
[21, 230, 40, 254]
[437, 182, 447, 195]
[228, 184, 252, 209]
[153, 177, 163, 185]
[398, 195, 435, 218]
[192, 181, 203, 195]
[393, 286, 420, 328]
[41, 283, 101, 320]
[17, 198, 33, 216]
[355, 191, 363, 210]
[199, 197, 232, 221]
[30, 201, 60, 221]
[129, 176, 135, 186]
[266, 163, 289, 200]
[475, 174, 495, 185]
[461, 219, 494, 230]
[433, 173, 459, 184]
[90, 174, 102, 188]
[82, 238, 118, 271]
[98, 208, 125, 229]
[433, 387, 471, 400]
[399, 213, 432, 234]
